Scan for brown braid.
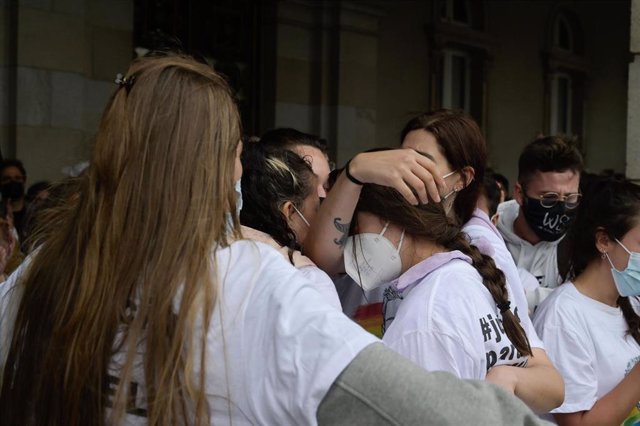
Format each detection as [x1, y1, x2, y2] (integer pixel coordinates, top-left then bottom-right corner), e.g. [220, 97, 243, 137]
[442, 229, 532, 356]
[619, 296, 640, 346]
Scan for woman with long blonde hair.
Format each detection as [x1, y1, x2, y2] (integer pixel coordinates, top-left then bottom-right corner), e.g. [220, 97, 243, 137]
[0, 55, 548, 425]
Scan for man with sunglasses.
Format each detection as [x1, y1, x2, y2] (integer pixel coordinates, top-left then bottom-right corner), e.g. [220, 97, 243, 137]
[496, 136, 584, 308]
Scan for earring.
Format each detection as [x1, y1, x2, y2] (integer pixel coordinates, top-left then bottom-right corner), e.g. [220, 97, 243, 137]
[601, 251, 607, 260]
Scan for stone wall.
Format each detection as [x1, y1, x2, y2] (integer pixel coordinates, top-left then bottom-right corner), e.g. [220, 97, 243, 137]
[0, 0, 132, 183]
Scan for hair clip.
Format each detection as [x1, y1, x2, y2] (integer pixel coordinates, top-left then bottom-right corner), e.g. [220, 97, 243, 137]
[114, 73, 135, 92]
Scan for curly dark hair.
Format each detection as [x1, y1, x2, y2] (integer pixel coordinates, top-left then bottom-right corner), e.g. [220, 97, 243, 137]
[240, 143, 316, 255]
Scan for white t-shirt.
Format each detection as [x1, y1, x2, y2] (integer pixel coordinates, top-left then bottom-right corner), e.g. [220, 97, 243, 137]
[463, 209, 543, 347]
[299, 265, 342, 310]
[496, 200, 563, 290]
[382, 251, 530, 380]
[533, 282, 640, 420]
[240, 226, 341, 310]
[0, 241, 378, 425]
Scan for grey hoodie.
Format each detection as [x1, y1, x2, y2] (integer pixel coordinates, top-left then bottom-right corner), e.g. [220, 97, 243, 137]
[496, 200, 563, 289]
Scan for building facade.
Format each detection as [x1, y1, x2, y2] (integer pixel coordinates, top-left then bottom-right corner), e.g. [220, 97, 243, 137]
[0, 0, 635, 184]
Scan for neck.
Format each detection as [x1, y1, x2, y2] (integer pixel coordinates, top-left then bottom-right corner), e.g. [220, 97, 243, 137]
[513, 207, 540, 245]
[573, 259, 620, 307]
[400, 235, 446, 274]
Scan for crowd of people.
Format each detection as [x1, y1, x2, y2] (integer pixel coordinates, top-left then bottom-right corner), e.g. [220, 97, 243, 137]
[0, 53, 638, 425]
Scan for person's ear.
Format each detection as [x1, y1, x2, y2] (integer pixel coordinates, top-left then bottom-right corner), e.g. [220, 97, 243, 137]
[595, 227, 615, 255]
[280, 201, 296, 222]
[458, 166, 475, 191]
[491, 213, 500, 225]
[514, 183, 524, 207]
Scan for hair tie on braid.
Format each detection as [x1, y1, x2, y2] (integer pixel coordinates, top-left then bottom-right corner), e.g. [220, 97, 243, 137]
[497, 301, 511, 313]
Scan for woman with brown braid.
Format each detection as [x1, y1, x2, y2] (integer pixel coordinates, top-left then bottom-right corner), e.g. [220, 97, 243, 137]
[344, 179, 564, 413]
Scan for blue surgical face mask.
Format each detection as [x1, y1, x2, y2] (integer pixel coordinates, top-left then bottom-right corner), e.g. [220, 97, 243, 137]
[226, 179, 243, 233]
[605, 239, 640, 297]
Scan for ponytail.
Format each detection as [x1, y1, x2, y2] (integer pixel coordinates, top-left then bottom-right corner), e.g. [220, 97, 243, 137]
[445, 231, 532, 357]
[619, 296, 640, 346]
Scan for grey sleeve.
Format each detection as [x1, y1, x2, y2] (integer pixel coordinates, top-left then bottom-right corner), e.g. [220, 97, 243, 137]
[317, 343, 551, 426]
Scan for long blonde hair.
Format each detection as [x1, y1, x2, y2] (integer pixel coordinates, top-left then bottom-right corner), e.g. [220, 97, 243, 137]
[0, 55, 241, 425]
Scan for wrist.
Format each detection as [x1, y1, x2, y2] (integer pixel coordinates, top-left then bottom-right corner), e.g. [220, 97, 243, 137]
[345, 156, 364, 186]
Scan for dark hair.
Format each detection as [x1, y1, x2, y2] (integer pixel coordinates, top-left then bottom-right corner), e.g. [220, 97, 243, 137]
[517, 136, 583, 186]
[482, 174, 502, 217]
[567, 177, 640, 345]
[493, 173, 509, 197]
[22, 179, 78, 254]
[0, 159, 27, 178]
[26, 181, 51, 201]
[400, 109, 486, 226]
[240, 143, 316, 255]
[260, 128, 329, 157]
[354, 183, 532, 356]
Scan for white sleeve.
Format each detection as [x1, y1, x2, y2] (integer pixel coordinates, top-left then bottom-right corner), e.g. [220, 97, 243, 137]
[298, 265, 342, 310]
[0, 258, 31, 369]
[206, 242, 379, 425]
[537, 323, 598, 413]
[385, 329, 482, 380]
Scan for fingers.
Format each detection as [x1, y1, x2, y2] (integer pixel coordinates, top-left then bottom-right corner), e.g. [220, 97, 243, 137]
[394, 180, 419, 205]
[413, 153, 446, 192]
[409, 165, 439, 204]
[399, 150, 443, 204]
[401, 171, 428, 205]
[349, 149, 447, 205]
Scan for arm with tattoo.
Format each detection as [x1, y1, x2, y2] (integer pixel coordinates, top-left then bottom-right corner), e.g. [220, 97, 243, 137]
[333, 218, 351, 247]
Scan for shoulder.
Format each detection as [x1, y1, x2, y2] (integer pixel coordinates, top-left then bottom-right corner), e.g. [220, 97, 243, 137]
[407, 259, 488, 318]
[533, 283, 583, 328]
[218, 240, 296, 277]
[298, 265, 342, 310]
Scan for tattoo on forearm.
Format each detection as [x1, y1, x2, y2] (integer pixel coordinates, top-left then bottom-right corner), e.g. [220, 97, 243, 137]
[333, 217, 351, 246]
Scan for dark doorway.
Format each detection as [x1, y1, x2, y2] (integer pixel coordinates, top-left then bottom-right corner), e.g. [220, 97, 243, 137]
[134, 0, 277, 136]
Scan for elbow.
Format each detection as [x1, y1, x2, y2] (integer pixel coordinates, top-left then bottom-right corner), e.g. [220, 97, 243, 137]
[543, 368, 566, 412]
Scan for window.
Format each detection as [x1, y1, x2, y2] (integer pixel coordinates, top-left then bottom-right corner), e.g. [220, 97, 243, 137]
[442, 49, 471, 112]
[550, 73, 573, 134]
[429, 0, 488, 126]
[439, 0, 472, 26]
[544, 11, 585, 138]
[553, 16, 573, 52]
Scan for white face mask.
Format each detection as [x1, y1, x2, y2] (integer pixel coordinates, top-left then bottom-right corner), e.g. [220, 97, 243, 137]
[441, 170, 459, 200]
[343, 222, 405, 291]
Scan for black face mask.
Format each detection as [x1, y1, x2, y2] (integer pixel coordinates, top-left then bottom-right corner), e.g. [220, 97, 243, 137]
[522, 197, 576, 242]
[1, 181, 24, 200]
